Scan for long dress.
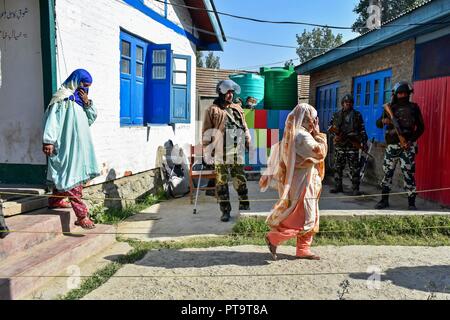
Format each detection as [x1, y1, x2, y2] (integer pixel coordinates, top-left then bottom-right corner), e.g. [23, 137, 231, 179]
[266, 128, 327, 257]
[43, 99, 100, 192]
[43, 99, 100, 219]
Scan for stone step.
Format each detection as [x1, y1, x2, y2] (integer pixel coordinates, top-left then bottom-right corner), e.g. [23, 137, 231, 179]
[0, 208, 78, 260]
[0, 224, 116, 300]
[1, 196, 49, 217]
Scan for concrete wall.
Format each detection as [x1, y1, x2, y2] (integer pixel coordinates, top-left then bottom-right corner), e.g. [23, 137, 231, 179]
[0, 0, 46, 165]
[308, 40, 416, 190]
[54, 0, 199, 187]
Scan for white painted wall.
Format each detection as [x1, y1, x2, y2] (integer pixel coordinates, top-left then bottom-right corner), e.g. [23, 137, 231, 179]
[54, 0, 199, 185]
[0, 0, 46, 165]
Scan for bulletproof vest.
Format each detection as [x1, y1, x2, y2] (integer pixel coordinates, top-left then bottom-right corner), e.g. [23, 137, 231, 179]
[392, 103, 416, 135]
[335, 109, 356, 135]
[224, 108, 245, 153]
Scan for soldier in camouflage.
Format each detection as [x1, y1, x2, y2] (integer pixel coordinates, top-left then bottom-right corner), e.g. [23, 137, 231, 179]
[375, 81, 425, 210]
[328, 94, 368, 196]
[202, 80, 251, 222]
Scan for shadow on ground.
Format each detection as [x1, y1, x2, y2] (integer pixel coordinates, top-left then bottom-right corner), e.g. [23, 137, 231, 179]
[349, 265, 450, 293]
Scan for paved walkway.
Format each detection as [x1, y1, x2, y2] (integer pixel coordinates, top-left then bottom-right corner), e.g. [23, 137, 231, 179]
[117, 179, 449, 241]
[83, 245, 450, 300]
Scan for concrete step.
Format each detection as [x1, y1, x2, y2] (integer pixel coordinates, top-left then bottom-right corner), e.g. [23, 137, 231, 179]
[1, 196, 49, 217]
[0, 224, 116, 300]
[0, 209, 78, 260]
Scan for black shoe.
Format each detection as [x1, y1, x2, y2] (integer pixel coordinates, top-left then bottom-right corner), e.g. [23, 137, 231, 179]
[352, 189, 362, 196]
[408, 196, 417, 210]
[330, 185, 343, 193]
[375, 188, 390, 209]
[220, 211, 231, 222]
[239, 201, 250, 211]
[0, 225, 10, 239]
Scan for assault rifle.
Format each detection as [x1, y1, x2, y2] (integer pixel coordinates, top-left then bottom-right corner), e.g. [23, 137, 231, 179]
[328, 125, 373, 158]
[383, 103, 409, 150]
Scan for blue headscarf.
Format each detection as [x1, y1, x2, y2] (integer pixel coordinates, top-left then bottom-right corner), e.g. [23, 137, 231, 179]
[63, 69, 93, 106]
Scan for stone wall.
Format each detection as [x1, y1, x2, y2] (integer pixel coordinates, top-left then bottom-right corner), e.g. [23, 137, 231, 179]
[83, 168, 164, 210]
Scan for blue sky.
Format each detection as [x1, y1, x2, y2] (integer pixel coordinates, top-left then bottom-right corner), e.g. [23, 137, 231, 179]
[213, 0, 361, 70]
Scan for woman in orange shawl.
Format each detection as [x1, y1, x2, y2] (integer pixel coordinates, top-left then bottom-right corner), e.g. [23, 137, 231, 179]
[260, 103, 327, 260]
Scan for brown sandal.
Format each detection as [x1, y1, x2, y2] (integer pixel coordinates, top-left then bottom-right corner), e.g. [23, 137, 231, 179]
[265, 235, 277, 261]
[75, 217, 96, 229]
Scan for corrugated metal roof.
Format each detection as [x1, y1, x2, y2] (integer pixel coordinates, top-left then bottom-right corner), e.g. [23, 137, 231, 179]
[295, 0, 450, 75]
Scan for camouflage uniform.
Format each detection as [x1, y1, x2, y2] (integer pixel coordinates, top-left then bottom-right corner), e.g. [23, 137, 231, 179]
[215, 107, 249, 215]
[329, 108, 368, 193]
[375, 100, 425, 209]
[381, 142, 418, 196]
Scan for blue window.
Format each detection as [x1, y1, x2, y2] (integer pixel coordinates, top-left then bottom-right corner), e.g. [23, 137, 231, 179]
[316, 82, 340, 132]
[353, 69, 392, 142]
[171, 55, 191, 123]
[120, 31, 191, 126]
[120, 31, 148, 126]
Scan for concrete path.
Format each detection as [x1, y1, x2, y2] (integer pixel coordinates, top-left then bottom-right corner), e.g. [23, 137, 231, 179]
[117, 180, 450, 241]
[83, 245, 450, 300]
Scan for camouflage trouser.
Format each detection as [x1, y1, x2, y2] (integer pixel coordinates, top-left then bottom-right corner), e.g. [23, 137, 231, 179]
[334, 147, 361, 188]
[215, 164, 248, 212]
[381, 142, 417, 197]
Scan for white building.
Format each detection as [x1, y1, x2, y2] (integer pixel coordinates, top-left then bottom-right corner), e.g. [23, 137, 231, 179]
[0, 0, 224, 194]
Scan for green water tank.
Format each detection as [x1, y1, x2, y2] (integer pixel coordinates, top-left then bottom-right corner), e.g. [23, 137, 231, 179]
[229, 73, 265, 109]
[260, 66, 298, 110]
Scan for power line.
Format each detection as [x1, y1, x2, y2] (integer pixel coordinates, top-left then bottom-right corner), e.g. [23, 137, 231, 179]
[155, 0, 450, 30]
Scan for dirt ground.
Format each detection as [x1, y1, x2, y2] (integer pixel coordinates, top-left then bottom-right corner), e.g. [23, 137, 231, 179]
[83, 245, 450, 300]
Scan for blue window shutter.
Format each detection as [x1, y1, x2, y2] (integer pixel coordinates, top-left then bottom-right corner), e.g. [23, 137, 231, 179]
[120, 31, 148, 126]
[171, 55, 191, 123]
[145, 44, 172, 124]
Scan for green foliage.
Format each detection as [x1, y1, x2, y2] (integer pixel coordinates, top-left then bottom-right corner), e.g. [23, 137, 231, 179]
[196, 51, 204, 67]
[296, 27, 343, 63]
[205, 51, 220, 69]
[352, 0, 429, 34]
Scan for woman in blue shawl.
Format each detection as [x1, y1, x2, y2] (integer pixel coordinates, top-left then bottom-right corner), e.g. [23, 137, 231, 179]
[43, 69, 100, 229]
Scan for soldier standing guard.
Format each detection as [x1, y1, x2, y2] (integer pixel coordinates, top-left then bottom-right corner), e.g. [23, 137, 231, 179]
[328, 94, 368, 196]
[202, 80, 252, 222]
[375, 81, 425, 210]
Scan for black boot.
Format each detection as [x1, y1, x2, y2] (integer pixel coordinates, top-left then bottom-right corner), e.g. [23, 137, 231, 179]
[375, 187, 390, 209]
[352, 185, 362, 196]
[408, 195, 417, 210]
[220, 209, 231, 222]
[330, 184, 343, 193]
[0, 215, 9, 239]
[239, 195, 250, 211]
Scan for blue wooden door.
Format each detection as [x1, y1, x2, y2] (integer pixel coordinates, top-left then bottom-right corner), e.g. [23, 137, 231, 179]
[316, 82, 340, 131]
[145, 44, 172, 124]
[353, 69, 392, 142]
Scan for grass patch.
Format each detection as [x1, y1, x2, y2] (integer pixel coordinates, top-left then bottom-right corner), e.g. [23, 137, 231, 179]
[89, 189, 167, 225]
[233, 215, 450, 246]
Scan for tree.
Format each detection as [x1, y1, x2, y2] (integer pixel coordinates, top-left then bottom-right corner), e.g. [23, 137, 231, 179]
[205, 52, 220, 69]
[352, 0, 428, 34]
[284, 60, 295, 68]
[196, 51, 204, 68]
[296, 27, 343, 64]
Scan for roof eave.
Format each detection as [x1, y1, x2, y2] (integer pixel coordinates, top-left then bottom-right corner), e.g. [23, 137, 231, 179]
[295, 0, 450, 75]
